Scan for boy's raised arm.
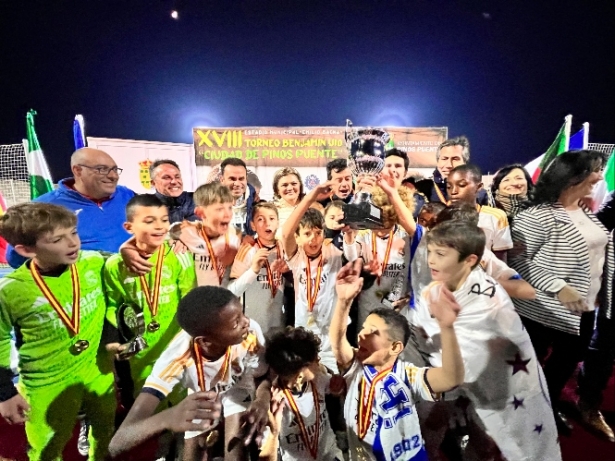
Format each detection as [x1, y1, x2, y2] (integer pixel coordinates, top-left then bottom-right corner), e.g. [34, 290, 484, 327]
[109, 391, 221, 458]
[424, 285, 465, 394]
[377, 174, 416, 237]
[330, 259, 364, 372]
[281, 181, 333, 258]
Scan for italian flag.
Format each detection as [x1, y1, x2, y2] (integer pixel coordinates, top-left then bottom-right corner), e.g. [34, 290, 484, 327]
[23, 110, 54, 199]
[526, 115, 572, 183]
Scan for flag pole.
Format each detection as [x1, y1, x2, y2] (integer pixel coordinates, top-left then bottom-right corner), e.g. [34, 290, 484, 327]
[582, 122, 589, 149]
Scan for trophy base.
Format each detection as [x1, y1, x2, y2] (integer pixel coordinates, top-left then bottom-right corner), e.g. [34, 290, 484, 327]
[342, 202, 384, 230]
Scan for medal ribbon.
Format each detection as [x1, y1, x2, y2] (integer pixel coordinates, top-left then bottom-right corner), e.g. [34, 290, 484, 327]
[371, 228, 395, 286]
[433, 179, 448, 204]
[283, 383, 320, 459]
[30, 263, 81, 336]
[256, 239, 280, 299]
[357, 366, 393, 440]
[200, 227, 230, 284]
[305, 254, 323, 313]
[193, 341, 232, 392]
[139, 248, 165, 319]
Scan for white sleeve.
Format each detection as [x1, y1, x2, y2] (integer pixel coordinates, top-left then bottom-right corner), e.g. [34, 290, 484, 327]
[492, 222, 513, 251]
[227, 269, 259, 296]
[343, 240, 360, 261]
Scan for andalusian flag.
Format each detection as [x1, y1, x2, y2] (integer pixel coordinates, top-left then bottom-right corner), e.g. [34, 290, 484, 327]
[24, 110, 54, 199]
[530, 114, 572, 183]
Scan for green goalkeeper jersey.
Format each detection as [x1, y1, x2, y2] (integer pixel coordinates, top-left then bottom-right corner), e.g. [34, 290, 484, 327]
[103, 242, 196, 385]
[0, 251, 107, 389]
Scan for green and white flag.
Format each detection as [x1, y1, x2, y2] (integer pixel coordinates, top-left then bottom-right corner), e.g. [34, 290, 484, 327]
[23, 109, 54, 199]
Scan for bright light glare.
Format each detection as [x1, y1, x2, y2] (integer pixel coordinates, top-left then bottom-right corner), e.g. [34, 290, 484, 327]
[171, 10, 179, 19]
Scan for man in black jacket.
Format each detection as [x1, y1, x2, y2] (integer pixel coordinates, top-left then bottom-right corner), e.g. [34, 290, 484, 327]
[415, 136, 488, 206]
[149, 159, 199, 223]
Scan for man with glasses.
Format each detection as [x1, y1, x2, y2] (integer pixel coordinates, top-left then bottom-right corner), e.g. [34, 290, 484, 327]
[5, 147, 135, 268]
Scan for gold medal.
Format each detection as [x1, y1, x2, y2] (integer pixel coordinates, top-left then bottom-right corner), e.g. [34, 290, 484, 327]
[139, 249, 165, 333]
[305, 254, 323, 315]
[306, 313, 316, 327]
[73, 339, 90, 354]
[205, 429, 219, 448]
[358, 366, 392, 440]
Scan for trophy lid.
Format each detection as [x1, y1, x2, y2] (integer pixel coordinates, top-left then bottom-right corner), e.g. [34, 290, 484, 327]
[345, 119, 391, 159]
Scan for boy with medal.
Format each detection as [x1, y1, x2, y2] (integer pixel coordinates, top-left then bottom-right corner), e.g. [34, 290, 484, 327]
[281, 181, 344, 373]
[103, 194, 197, 400]
[330, 259, 465, 461]
[109, 286, 271, 461]
[259, 327, 344, 461]
[229, 202, 288, 334]
[0, 203, 116, 460]
[170, 182, 241, 287]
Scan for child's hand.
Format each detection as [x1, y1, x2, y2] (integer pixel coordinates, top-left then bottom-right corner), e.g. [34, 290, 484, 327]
[120, 241, 153, 275]
[376, 173, 397, 196]
[171, 239, 188, 254]
[335, 259, 364, 302]
[427, 284, 461, 328]
[270, 258, 289, 275]
[106, 342, 128, 361]
[166, 391, 221, 433]
[356, 173, 377, 193]
[251, 248, 270, 274]
[268, 388, 286, 436]
[241, 396, 270, 446]
[363, 259, 381, 276]
[343, 228, 358, 244]
[0, 393, 30, 425]
[326, 215, 345, 231]
[328, 374, 347, 397]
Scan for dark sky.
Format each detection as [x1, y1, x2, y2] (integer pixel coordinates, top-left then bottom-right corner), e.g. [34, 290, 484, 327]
[1, 0, 613, 179]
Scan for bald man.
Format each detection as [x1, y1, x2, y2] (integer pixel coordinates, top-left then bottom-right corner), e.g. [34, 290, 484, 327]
[6, 148, 135, 268]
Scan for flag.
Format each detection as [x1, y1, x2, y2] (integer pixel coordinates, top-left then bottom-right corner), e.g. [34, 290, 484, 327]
[604, 151, 615, 193]
[568, 122, 589, 150]
[531, 115, 572, 182]
[24, 110, 54, 199]
[74, 114, 87, 149]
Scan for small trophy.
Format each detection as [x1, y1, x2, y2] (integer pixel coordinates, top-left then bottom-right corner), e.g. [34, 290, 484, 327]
[342, 119, 389, 229]
[382, 274, 408, 311]
[117, 303, 149, 361]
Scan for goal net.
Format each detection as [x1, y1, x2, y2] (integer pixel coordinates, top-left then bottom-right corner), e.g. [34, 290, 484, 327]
[0, 143, 30, 208]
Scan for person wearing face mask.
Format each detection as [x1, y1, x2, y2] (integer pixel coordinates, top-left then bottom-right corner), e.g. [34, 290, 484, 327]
[149, 159, 198, 223]
[490, 164, 534, 222]
[219, 158, 258, 237]
[509, 150, 613, 437]
[415, 136, 488, 206]
[5, 147, 135, 269]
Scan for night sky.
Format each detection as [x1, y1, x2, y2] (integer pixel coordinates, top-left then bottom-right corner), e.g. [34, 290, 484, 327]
[1, 0, 613, 179]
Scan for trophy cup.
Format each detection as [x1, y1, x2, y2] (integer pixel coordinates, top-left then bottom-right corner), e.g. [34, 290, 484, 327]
[382, 274, 407, 310]
[342, 119, 390, 229]
[117, 303, 149, 361]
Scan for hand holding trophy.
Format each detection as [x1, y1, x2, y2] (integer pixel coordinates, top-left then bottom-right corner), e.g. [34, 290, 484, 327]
[116, 303, 149, 361]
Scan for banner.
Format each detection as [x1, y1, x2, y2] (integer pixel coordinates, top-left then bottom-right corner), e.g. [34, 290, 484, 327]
[193, 126, 447, 168]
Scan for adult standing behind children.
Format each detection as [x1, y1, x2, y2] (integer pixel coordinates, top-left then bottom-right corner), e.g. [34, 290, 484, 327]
[219, 158, 258, 236]
[149, 159, 199, 223]
[509, 150, 613, 436]
[5, 147, 135, 268]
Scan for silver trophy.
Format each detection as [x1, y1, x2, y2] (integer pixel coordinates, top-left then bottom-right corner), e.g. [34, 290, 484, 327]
[117, 303, 149, 361]
[382, 274, 407, 310]
[343, 120, 390, 229]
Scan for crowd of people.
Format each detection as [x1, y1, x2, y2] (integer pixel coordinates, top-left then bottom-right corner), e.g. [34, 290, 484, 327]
[0, 137, 613, 461]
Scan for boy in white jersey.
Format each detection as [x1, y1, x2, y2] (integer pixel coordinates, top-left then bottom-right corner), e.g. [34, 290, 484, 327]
[330, 259, 465, 461]
[172, 182, 241, 287]
[281, 181, 343, 372]
[229, 202, 287, 334]
[259, 327, 344, 461]
[108, 286, 271, 461]
[417, 221, 561, 460]
[447, 163, 512, 260]
[343, 178, 417, 327]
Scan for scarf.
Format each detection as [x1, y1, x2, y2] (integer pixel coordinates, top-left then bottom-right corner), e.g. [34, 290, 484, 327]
[494, 191, 526, 219]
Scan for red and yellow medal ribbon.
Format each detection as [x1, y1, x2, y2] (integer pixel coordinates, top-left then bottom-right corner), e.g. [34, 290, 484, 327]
[256, 239, 280, 299]
[200, 226, 230, 284]
[139, 248, 165, 319]
[30, 262, 81, 336]
[283, 383, 320, 459]
[371, 228, 395, 286]
[193, 341, 232, 392]
[357, 366, 393, 440]
[305, 254, 323, 313]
